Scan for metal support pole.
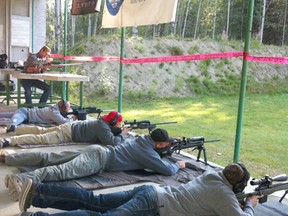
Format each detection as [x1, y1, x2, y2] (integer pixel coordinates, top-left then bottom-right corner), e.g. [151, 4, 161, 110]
[31, 0, 34, 52]
[62, 0, 68, 100]
[118, 27, 125, 113]
[233, 0, 254, 162]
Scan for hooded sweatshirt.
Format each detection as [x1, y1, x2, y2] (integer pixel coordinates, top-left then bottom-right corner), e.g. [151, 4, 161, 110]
[105, 135, 180, 176]
[155, 170, 254, 216]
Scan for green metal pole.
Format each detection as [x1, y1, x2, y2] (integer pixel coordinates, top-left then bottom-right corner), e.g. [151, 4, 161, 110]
[31, 0, 34, 52]
[4, 74, 10, 105]
[79, 81, 83, 107]
[63, 0, 68, 101]
[233, 0, 254, 162]
[17, 79, 21, 108]
[118, 27, 125, 113]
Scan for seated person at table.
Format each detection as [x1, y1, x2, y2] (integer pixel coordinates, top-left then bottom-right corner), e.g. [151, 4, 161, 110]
[0, 99, 72, 134]
[4, 128, 186, 202]
[0, 111, 130, 149]
[17, 163, 261, 216]
[22, 45, 52, 105]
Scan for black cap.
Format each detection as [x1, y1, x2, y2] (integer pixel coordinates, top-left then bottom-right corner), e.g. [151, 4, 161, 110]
[151, 128, 171, 142]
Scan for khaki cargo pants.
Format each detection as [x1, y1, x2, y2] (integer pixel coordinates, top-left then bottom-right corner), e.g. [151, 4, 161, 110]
[11, 123, 72, 146]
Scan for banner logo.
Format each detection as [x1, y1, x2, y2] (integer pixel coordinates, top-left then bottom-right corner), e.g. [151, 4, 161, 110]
[106, 0, 124, 16]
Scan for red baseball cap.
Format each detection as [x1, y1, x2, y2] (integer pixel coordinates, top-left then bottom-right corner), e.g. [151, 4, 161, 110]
[102, 111, 122, 123]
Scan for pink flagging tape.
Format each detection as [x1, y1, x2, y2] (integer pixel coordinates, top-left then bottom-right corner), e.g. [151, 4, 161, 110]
[50, 54, 65, 58]
[245, 55, 288, 64]
[50, 52, 288, 65]
[121, 52, 244, 64]
[50, 52, 243, 63]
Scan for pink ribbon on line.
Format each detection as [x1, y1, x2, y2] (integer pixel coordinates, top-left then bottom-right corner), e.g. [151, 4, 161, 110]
[121, 52, 244, 64]
[245, 55, 288, 64]
[51, 52, 288, 65]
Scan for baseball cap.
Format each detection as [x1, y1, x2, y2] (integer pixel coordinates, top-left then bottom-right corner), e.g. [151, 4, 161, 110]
[102, 111, 123, 123]
[151, 128, 174, 143]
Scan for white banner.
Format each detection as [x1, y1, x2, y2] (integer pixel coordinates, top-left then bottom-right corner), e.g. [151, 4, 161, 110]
[102, 0, 178, 28]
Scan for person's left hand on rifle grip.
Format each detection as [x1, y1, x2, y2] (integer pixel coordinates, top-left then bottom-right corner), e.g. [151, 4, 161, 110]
[72, 115, 78, 121]
[177, 161, 186, 169]
[245, 195, 263, 207]
[121, 126, 131, 136]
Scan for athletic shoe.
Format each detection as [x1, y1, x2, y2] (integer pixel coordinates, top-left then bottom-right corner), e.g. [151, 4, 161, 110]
[19, 178, 33, 212]
[0, 149, 8, 163]
[6, 125, 16, 133]
[5, 174, 23, 201]
[0, 138, 10, 149]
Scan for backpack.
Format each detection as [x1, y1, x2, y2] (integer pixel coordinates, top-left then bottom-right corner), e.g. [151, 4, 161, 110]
[0, 54, 8, 69]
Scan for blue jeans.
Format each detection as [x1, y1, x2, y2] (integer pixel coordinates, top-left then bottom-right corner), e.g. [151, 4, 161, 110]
[31, 185, 159, 216]
[21, 79, 50, 104]
[0, 107, 28, 126]
[11, 107, 28, 125]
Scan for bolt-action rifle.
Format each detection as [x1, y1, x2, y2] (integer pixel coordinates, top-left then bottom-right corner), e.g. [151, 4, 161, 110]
[24, 62, 81, 73]
[64, 106, 113, 120]
[236, 174, 288, 204]
[123, 119, 177, 133]
[156, 136, 220, 165]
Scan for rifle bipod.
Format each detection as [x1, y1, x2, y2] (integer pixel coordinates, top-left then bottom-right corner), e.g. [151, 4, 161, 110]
[279, 190, 288, 203]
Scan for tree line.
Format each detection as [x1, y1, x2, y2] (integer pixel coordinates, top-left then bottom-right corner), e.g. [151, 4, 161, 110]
[46, 0, 288, 53]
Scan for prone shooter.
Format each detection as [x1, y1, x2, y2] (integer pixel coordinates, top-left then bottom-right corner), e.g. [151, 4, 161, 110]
[124, 120, 219, 164]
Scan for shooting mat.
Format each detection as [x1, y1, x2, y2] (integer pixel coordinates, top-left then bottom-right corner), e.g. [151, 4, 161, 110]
[255, 199, 288, 216]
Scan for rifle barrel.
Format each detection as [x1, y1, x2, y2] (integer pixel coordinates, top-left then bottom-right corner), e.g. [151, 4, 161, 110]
[236, 182, 288, 201]
[101, 109, 114, 113]
[153, 121, 177, 125]
[205, 139, 220, 143]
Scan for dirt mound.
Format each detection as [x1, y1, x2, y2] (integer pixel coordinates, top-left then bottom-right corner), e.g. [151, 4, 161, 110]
[72, 36, 288, 98]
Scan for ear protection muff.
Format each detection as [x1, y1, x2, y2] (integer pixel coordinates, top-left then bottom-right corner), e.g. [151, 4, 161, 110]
[110, 112, 121, 126]
[60, 99, 67, 113]
[233, 163, 250, 193]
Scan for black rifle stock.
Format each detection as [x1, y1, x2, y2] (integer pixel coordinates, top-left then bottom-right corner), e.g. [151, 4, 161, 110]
[64, 106, 113, 120]
[236, 174, 288, 204]
[123, 119, 177, 133]
[156, 136, 220, 165]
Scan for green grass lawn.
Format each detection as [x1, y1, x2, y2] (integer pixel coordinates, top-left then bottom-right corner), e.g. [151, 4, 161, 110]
[87, 93, 288, 179]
